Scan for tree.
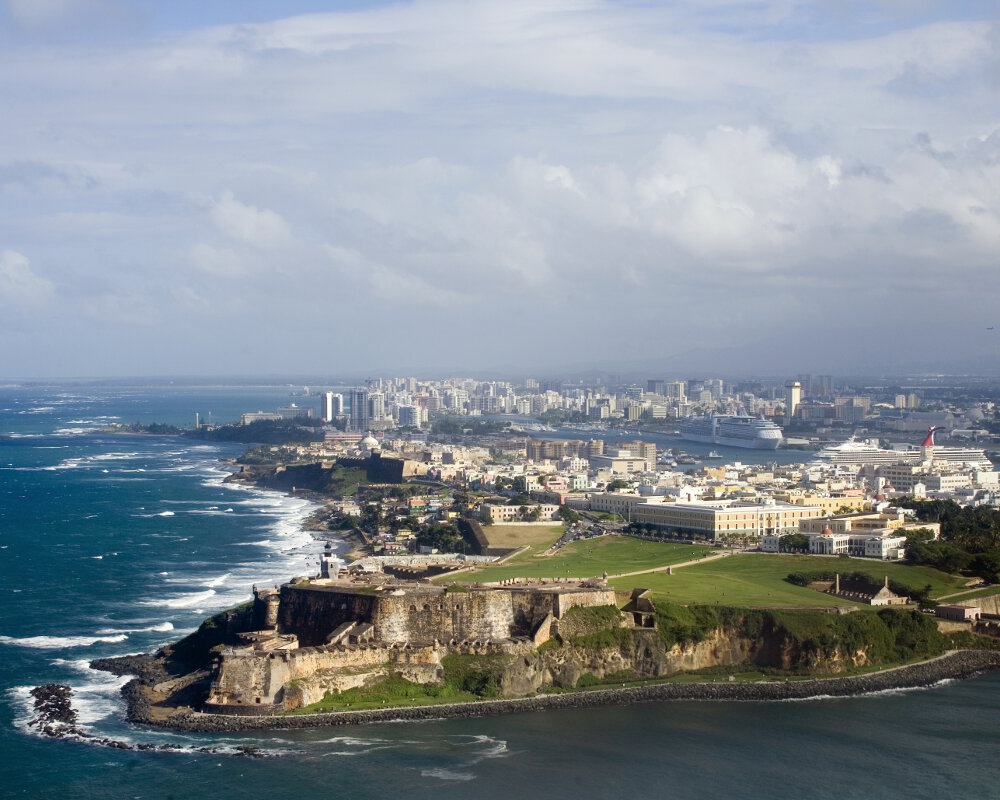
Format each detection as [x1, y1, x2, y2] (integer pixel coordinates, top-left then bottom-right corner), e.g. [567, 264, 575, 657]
[780, 533, 809, 553]
[558, 505, 581, 524]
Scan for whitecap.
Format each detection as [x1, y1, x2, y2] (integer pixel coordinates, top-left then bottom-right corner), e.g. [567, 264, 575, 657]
[421, 768, 475, 782]
[95, 622, 174, 635]
[0, 633, 128, 649]
[142, 589, 217, 609]
[157, 511, 175, 517]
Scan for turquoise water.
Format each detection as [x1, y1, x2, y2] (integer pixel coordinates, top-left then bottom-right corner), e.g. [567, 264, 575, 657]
[1, 383, 998, 799]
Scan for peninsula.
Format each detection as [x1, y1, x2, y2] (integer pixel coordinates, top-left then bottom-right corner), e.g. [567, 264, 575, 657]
[89, 556, 1000, 731]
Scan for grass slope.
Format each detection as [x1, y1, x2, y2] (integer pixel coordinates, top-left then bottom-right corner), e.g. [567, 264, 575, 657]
[609, 553, 969, 608]
[443, 536, 715, 584]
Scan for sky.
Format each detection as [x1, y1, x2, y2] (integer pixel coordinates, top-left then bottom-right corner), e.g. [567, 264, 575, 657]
[0, 0, 998, 380]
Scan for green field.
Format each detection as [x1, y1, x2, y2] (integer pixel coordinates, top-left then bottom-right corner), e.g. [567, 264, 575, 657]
[441, 535, 716, 584]
[481, 524, 566, 550]
[609, 553, 970, 608]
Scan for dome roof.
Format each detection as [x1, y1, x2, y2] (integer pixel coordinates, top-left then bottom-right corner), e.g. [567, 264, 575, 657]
[360, 435, 380, 449]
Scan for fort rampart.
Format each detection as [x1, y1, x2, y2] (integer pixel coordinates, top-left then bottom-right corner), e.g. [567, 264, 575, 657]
[210, 579, 617, 713]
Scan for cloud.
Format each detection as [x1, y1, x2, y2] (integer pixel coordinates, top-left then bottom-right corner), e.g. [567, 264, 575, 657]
[0, 160, 99, 191]
[189, 242, 245, 278]
[0, 250, 54, 308]
[210, 190, 292, 249]
[0, 2, 998, 376]
[1, 0, 135, 35]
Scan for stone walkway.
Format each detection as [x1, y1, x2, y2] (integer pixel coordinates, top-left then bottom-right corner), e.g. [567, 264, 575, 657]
[609, 550, 732, 579]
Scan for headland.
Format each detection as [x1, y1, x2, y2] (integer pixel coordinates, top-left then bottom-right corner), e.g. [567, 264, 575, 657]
[87, 563, 1000, 731]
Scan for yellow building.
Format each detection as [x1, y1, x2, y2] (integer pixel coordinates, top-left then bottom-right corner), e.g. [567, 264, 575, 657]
[773, 490, 867, 515]
[634, 499, 822, 541]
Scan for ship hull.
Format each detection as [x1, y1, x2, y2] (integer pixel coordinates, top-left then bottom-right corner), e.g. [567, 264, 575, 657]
[678, 413, 784, 450]
[716, 435, 781, 450]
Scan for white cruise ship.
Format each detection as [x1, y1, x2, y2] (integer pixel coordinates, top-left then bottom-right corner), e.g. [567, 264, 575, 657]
[811, 439, 916, 468]
[678, 413, 783, 450]
[811, 428, 993, 471]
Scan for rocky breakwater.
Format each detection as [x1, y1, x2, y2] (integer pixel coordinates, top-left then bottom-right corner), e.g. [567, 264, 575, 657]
[24, 684, 268, 757]
[134, 650, 1000, 733]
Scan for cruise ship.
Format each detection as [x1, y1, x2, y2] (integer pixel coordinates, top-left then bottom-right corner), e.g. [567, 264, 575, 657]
[811, 428, 993, 471]
[678, 413, 783, 450]
[810, 439, 916, 468]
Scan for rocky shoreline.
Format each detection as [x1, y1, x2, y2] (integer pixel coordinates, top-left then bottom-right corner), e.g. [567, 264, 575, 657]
[25, 683, 269, 757]
[112, 649, 1000, 733]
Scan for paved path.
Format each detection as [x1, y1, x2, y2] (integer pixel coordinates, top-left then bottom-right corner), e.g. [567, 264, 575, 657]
[609, 550, 733, 579]
[934, 585, 994, 601]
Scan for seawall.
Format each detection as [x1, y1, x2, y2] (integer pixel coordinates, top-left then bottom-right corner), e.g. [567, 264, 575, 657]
[132, 649, 1000, 732]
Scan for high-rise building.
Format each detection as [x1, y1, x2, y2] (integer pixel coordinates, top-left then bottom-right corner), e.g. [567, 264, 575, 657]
[785, 381, 801, 421]
[322, 392, 344, 422]
[397, 405, 421, 429]
[666, 381, 686, 402]
[368, 392, 386, 421]
[349, 387, 369, 432]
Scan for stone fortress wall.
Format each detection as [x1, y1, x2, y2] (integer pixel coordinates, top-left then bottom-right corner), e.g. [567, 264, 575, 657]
[205, 578, 618, 713]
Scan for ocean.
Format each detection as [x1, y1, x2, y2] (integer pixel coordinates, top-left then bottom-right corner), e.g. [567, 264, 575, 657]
[1, 382, 998, 800]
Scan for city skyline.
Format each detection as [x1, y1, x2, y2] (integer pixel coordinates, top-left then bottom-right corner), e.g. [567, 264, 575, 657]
[1, 0, 998, 378]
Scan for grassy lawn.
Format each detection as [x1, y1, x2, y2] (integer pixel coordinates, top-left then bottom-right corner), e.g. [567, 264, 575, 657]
[441, 536, 716, 584]
[608, 553, 970, 608]
[481, 523, 566, 549]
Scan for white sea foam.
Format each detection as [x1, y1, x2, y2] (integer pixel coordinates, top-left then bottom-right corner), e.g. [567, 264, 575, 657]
[0, 633, 129, 649]
[53, 427, 100, 436]
[95, 622, 174, 635]
[157, 511, 175, 517]
[42, 458, 84, 471]
[143, 589, 218, 609]
[9, 666, 130, 738]
[68, 675, 132, 724]
[91, 452, 144, 461]
[466, 734, 509, 758]
[777, 680, 956, 703]
[8, 686, 38, 734]
[421, 769, 475, 782]
[315, 735, 391, 746]
[205, 573, 231, 588]
[50, 657, 98, 672]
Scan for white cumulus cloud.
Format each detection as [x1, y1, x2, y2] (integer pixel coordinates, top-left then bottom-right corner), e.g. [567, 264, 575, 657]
[0, 250, 54, 308]
[210, 190, 292, 249]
